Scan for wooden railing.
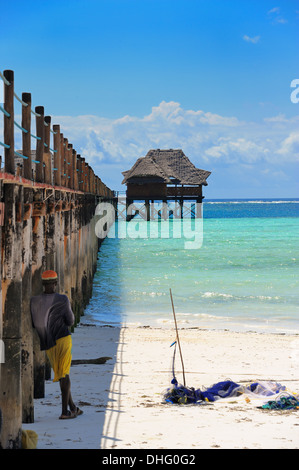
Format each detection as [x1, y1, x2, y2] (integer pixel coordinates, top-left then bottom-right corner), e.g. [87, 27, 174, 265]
[0, 69, 113, 198]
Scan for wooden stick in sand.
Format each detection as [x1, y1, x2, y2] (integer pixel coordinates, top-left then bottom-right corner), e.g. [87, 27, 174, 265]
[170, 288, 186, 387]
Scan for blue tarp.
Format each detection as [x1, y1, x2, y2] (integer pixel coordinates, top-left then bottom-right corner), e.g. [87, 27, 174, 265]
[163, 377, 297, 408]
[164, 378, 240, 404]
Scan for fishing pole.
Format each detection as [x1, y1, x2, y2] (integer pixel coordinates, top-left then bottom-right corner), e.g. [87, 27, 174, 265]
[169, 288, 186, 387]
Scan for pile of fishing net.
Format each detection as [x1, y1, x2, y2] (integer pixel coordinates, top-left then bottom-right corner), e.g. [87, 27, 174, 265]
[163, 377, 299, 410]
[258, 395, 299, 410]
[164, 297, 299, 412]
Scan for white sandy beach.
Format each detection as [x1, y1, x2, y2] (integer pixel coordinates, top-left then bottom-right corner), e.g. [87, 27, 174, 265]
[23, 323, 299, 449]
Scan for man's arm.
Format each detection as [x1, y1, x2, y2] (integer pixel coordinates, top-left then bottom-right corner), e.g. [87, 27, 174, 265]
[64, 296, 75, 327]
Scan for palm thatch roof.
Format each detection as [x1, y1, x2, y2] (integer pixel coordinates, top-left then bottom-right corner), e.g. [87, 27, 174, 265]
[122, 149, 211, 186]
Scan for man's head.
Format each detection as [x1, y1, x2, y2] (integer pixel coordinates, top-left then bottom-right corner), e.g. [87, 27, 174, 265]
[42, 270, 58, 294]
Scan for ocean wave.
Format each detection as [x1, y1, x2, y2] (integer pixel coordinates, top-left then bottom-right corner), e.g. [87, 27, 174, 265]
[202, 291, 234, 299]
[201, 291, 281, 301]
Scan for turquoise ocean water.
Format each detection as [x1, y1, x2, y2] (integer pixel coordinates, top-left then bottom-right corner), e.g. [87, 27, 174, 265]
[84, 199, 299, 334]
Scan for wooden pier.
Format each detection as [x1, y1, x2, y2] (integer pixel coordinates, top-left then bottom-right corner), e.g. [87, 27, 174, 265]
[0, 70, 114, 448]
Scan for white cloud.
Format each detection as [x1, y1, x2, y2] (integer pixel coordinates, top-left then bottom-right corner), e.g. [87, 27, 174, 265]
[267, 7, 280, 15]
[204, 137, 269, 163]
[267, 6, 287, 24]
[264, 113, 288, 123]
[276, 131, 299, 160]
[276, 18, 287, 24]
[48, 102, 299, 179]
[264, 114, 299, 124]
[243, 35, 260, 44]
[7, 101, 298, 194]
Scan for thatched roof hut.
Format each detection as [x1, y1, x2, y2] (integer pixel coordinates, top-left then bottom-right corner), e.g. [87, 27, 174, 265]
[122, 149, 211, 185]
[122, 149, 211, 199]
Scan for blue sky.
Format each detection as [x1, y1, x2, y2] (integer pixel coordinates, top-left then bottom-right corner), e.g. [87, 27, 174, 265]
[1, 0, 299, 197]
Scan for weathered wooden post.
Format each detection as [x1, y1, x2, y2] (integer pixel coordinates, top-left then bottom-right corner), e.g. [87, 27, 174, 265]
[66, 142, 70, 189]
[0, 182, 23, 448]
[70, 189, 80, 322]
[44, 116, 52, 185]
[35, 106, 45, 183]
[77, 156, 83, 192]
[92, 169, 95, 194]
[45, 193, 55, 271]
[85, 164, 89, 193]
[21, 187, 34, 423]
[85, 161, 89, 193]
[63, 138, 68, 188]
[88, 165, 91, 193]
[22, 92, 32, 180]
[89, 169, 93, 194]
[44, 187, 56, 382]
[53, 124, 61, 187]
[63, 205, 71, 299]
[53, 123, 62, 296]
[60, 133, 65, 187]
[99, 179, 103, 197]
[0, 70, 22, 447]
[55, 201, 65, 296]
[90, 168, 93, 194]
[85, 162, 89, 193]
[73, 149, 77, 190]
[65, 139, 69, 188]
[3, 70, 14, 175]
[31, 191, 46, 399]
[88, 165, 92, 193]
[82, 158, 86, 192]
[68, 143, 73, 189]
[75, 200, 83, 320]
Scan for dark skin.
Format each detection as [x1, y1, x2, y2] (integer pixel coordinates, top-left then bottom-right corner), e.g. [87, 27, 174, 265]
[43, 280, 77, 417]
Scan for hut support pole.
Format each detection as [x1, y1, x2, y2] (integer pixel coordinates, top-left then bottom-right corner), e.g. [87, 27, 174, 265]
[145, 200, 150, 222]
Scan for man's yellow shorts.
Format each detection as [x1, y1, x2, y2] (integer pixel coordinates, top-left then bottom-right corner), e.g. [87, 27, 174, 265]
[46, 335, 72, 382]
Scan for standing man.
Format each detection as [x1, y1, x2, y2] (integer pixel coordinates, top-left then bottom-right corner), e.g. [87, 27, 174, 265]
[30, 270, 83, 419]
